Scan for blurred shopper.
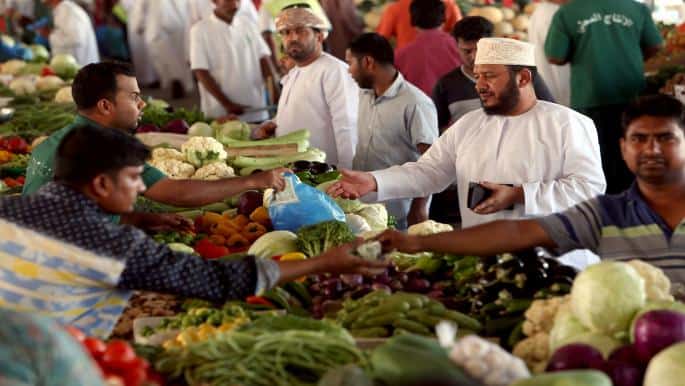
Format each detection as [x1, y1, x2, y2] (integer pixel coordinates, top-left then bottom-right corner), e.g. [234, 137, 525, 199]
[124, 0, 158, 87]
[43, 0, 100, 65]
[145, 0, 194, 99]
[395, 0, 460, 96]
[377, 0, 461, 51]
[320, 0, 364, 60]
[545, 0, 663, 193]
[190, 0, 274, 121]
[528, 0, 570, 106]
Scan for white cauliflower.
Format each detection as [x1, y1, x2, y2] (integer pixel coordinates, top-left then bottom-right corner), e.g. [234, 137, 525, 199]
[151, 148, 185, 162]
[180, 136, 227, 167]
[192, 162, 235, 180]
[627, 260, 674, 302]
[355, 203, 388, 231]
[451, 335, 530, 386]
[150, 158, 195, 179]
[407, 220, 453, 236]
[514, 296, 570, 373]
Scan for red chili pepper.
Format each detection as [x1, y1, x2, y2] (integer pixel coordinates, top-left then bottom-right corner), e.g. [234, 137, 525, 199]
[245, 296, 275, 307]
[271, 255, 282, 261]
[3, 177, 19, 188]
[194, 238, 229, 259]
[0, 136, 28, 153]
[15, 176, 24, 184]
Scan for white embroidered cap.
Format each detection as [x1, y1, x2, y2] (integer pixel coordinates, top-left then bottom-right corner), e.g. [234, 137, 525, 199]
[475, 38, 536, 66]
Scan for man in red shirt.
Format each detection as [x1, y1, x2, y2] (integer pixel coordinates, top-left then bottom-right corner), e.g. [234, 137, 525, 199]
[395, 0, 461, 96]
[377, 0, 461, 51]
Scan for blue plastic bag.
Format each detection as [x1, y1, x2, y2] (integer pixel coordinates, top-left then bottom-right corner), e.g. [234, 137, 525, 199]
[267, 173, 345, 231]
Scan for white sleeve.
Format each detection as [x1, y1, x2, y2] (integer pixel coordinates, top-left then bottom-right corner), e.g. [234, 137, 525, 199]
[521, 114, 607, 214]
[323, 65, 359, 169]
[251, 23, 271, 58]
[259, 7, 275, 32]
[189, 24, 209, 70]
[49, 6, 80, 52]
[372, 122, 459, 201]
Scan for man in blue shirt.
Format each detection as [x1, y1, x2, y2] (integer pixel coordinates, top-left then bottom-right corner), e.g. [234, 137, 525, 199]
[378, 94, 685, 285]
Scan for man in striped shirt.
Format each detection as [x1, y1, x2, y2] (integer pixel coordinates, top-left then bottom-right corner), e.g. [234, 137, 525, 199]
[378, 94, 685, 284]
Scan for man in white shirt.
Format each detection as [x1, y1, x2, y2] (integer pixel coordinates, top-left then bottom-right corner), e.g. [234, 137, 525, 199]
[188, 0, 259, 26]
[528, 0, 570, 106]
[330, 38, 606, 268]
[347, 33, 438, 229]
[254, 5, 358, 169]
[43, 0, 99, 66]
[124, 0, 158, 87]
[145, 0, 194, 99]
[190, 0, 274, 122]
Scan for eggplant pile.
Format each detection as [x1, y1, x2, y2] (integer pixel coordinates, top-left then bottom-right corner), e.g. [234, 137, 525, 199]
[431, 248, 577, 347]
[290, 160, 340, 186]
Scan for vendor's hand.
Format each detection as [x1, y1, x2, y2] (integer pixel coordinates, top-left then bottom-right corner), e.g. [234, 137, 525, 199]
[472, 182, 524, 215]
[128, 212, 194, 233]
[253, 121, 277, 139]
[407, 207, 428, 227]
[376, 230, 422, 254]
[326, 169, 377, 199]
[249, 167, 290, 191]
[315, 238, 389, 276]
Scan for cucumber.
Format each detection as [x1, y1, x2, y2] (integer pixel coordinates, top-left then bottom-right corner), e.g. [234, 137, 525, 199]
[350, 327, 389, 338]
[393, 319, 432, 336]
[363, 312, 406, 328]
[443, 310, 483, 331]
[408, 310, 442, 328]
[364, 301, 411, 319]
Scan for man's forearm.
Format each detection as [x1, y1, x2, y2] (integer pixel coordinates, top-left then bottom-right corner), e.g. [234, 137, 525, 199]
[412, 219, 555, 255]
[276, 258, 328, 285]
[144, 177, 259, 207]
[193, 69, 234, 107]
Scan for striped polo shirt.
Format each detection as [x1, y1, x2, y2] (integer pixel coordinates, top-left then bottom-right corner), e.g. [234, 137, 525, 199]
[538, 183, 685, 284]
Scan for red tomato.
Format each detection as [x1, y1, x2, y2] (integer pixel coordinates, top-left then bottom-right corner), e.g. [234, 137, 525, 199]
[122, 366, 147, 386]
[41, 66, 56, 77]
[16, 176, 25, 184]
[83, 337, 107, 358]
[64, 325, 85, 342]
[101, 340, 137, 370]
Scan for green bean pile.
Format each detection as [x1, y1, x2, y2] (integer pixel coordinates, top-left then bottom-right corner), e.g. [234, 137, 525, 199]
[0, 102, 75, 140]
[155, 330, 367, 386]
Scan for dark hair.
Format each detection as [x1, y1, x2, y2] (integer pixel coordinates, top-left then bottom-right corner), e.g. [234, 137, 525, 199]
[622, 94, 685, 135]
[452, 16, 494, 42]
[71, 61, 135, 110]
[348, 33, 394, 66]
[410, 0, 445, 29]
[54, 125, 150, 186]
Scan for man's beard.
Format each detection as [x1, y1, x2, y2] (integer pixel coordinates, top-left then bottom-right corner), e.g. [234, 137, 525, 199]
[481, 76, 521, 115]
[356, 72, 374, 90]
[287, 42, 315, 62]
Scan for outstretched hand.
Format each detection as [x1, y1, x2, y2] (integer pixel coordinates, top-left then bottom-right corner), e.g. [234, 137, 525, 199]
[326, 168, 377, 199]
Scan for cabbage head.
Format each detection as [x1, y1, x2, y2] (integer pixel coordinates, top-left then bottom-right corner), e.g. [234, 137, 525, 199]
[549, 305, 591, 352]
[570, 262, 646, 335]
[355, 203, 388, 231]
[49, 54, 79, 79]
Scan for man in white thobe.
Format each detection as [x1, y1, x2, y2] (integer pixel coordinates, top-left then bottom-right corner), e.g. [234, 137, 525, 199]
[528, 0, 570, 106]
[253, 6, 358, 169]
[145, 0, 194, 98]
[43, 0, 99, 66]
[330, 38, 606, 268]
[190, 0, 273, 122]
[124, 0, 158, 87]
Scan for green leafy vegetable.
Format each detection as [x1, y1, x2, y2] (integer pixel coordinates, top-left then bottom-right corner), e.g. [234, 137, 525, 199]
[296, 220, 355, 257]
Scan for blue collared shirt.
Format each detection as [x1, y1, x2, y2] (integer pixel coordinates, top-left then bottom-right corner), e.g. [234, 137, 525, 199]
[538, 183, 685, 283]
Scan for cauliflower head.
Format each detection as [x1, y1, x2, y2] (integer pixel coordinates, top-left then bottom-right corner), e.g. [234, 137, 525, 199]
[151, 148, 186, 162]
[355, 203, 388, 231]
[522, 296, 569, 336]
[626, 260, 674, 302]
[192, 162, 235, 180]
[407, 220, 454, 236]
[150, 158, 195, 179]
[513, 332, 551, 374]
[181, 137, 227, 167]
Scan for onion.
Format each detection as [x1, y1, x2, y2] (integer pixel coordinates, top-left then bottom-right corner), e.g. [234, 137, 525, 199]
[601, 360, 643, 386]
[634, 310, 685, 363]
[340, 274, 363, 287]
[609, 345, 643, 368]
[547, 344, 605, 372]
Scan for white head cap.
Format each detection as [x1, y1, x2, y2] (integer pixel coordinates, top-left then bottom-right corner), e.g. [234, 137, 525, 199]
[475, 38, 536, 67]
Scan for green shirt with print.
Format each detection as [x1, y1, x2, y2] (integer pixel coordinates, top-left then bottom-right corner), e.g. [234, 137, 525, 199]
[544, 0, 662, 109]
[23, 116, 166, 221]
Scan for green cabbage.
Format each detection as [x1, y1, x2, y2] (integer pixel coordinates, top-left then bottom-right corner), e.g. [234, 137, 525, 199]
[30, 44, 49, 62]
[188, 122, 214, 137]
[49, 54, 79, 79]
[355, 203, 388, 231]
[247, 230, 299, 258]
[215, 120, 251, 142]
[570, 262, 646, 335]
[644, 342, 685, 386]
[549, 306, 591, 352]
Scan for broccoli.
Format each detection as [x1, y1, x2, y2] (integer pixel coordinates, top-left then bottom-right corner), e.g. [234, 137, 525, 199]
[296, 220, 355, 257]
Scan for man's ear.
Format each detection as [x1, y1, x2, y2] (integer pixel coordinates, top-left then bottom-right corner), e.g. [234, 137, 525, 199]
[620, 137, 627, 162]
[362, 55, 374, 71]
[90, 173, 113, 199]
[95, 98, 114, 116]
[518, 68, 533, 88]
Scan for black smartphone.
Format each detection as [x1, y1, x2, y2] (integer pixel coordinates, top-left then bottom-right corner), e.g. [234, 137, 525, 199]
[467, 182, 514, 211]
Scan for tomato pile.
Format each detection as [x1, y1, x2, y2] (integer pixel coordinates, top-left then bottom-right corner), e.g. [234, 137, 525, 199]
[65, 326, 164, 386]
